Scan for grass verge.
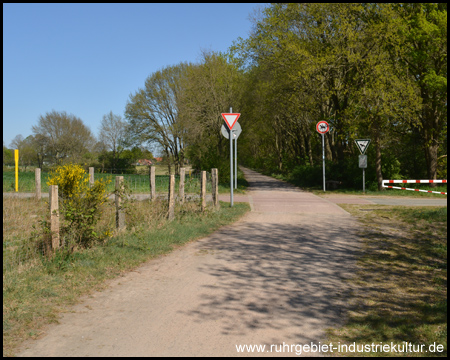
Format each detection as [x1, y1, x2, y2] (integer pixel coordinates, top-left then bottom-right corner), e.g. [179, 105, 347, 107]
[326, 205, 447, 357]
[3, 200, 250, 356]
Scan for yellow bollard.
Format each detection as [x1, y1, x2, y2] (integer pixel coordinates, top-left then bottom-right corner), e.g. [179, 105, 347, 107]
[14, 149, 19, 192]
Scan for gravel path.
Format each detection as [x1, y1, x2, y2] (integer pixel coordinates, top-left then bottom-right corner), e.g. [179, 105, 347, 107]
[17, 167, 362, 357]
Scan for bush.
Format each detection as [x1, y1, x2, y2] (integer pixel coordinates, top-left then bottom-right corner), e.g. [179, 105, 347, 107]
[46, 163, 112, 250]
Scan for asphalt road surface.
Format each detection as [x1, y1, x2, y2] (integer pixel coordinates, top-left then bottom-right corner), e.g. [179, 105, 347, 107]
[14, 168, 437, 356]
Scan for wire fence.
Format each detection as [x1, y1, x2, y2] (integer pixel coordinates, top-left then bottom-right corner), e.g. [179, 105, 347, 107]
[3, 169, 212, 195]
[3, 169, 217, 274]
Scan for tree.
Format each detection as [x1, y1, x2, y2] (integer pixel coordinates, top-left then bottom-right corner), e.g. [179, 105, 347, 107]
[9, 134, 24, 151]
[98, 111, 126, 172]
[32, 110, 95, 165]
[232, 3, 444, 190]
[181, 50, 244, 180]
[9, 134, 35, 170]
[3, 141, 13, 166]
[388, 3, 447, 181]
[125, 63, 190, 175]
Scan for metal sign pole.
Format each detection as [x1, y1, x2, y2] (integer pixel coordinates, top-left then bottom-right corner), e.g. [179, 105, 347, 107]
[322, 133, 326, 192]
[363, 168, 365, 194]
[234, 133, 237, 189]
[230, 107, 234, 206]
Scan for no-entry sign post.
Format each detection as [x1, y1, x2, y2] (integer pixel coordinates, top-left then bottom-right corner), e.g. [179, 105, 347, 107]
[316, 121, 330, 191]
[222, 109, 241, 207]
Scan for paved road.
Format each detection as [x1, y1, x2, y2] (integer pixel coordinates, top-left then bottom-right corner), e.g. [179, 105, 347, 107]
[16, 168, 363, 356]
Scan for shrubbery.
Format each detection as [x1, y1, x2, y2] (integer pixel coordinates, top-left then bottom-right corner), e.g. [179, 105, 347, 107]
[46, 163, 112, 250]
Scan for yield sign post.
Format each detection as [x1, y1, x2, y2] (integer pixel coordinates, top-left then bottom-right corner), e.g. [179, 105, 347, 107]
[222, 110, 241, 206]
[354, 139, 371, 193]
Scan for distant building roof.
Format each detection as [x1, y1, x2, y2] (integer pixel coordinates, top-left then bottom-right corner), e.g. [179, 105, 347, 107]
[137, 159, 152, 165]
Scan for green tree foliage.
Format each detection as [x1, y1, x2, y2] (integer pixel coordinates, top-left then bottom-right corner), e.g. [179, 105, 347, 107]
[97, 146, 143, 174]
[231, 3, 446, 188]
[98, 111, 127, 172]
[125, 63, 190, 175]
[181, 51, 244, 182]
[388, 3, 447, 180]
[32, 110, 95, 165]
[3, 142, 13, 166]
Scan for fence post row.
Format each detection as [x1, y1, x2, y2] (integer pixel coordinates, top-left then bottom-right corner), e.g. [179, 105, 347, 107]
[35, 168, 41, 201]
[212, 168, 219, 210]
[168, 174, 175, 220]
[115, 176, 126, 231]
[42, 168, 219, 251]
[49, 185, 60, 250]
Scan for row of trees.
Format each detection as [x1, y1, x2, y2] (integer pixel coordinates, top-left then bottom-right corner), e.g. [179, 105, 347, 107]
[5, 4, 446, 188]
[3, 110, 153, 173]
[231, 3, 447, 189]
[123, 3, 446, 188]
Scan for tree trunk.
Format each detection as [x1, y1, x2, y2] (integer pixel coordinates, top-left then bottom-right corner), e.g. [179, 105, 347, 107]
[375, 132, 384, 191]
[371, 116, 384, 191]
[425, 142, 438, 182]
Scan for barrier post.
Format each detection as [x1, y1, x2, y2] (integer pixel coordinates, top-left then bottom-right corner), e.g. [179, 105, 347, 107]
[89, 167, 94, 188]
[35, 168, 41, 201]
[49, 185, 60, 250]
[212, 168, 219, 210]
[150, 166, 156, 201]
[201, 171, 206, 212]
[15, 149, 19, 192]
[168, 174, 175, 220]
[179, 167, 185, 204]
[115, 176, 125, 231]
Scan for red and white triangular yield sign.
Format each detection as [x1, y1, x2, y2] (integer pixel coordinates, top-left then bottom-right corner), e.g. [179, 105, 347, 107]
[221, 113, 241, 130]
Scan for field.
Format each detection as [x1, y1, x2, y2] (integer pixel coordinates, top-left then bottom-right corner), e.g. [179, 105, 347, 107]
[3, 166, 248, 195]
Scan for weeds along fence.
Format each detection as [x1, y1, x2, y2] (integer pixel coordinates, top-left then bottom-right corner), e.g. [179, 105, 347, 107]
[3, 168, 220, 273]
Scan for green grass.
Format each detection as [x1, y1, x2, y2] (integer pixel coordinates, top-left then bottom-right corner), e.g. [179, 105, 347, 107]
[309, 185, 447, 197]
[262, 170, 447, 197]
[326, 205, 447, 357]
[3, 199, 250, 356]
[3, 167, 248, 194]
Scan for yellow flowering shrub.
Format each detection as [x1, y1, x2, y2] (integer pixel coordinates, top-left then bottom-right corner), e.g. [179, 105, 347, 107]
[46, 163, 112, 249]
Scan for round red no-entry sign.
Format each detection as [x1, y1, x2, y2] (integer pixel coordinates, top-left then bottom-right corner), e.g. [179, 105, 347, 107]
[316, 121, 330, 134]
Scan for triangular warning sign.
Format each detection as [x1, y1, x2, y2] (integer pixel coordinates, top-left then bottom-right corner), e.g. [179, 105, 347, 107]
[355, 139, 371, 155]
[221, 113, 241, 130]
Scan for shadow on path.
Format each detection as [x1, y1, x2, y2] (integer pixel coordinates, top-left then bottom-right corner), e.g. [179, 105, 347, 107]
[182, 213, 361, 344]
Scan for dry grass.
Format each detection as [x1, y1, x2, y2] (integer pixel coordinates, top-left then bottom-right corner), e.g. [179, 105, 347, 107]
[3, 197, 49, 271]
[327, 205, 447, 357]
[3, 191, 250, 356]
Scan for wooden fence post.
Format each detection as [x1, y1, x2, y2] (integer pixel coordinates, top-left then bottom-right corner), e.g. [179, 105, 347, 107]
[89, 167, 94, 188]
[168, 174, 175, 220]
[179, 167, 185, 204]
[49, 185, 59, 250]
[150, 166, 156, 201]
[115, 176, 125, 231]
[35, 168, 41, 201]
[201, 171, 206, 212]
[211, 168, 219, 210]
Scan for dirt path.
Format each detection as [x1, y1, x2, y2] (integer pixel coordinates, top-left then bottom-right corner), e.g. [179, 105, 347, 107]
[17, 167, 362, 357]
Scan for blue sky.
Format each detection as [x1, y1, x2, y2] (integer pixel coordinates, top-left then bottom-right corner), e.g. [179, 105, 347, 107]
[3, 3, 263, 150]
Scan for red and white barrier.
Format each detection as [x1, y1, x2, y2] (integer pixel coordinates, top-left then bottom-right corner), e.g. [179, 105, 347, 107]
[382, 179, 447, 195]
